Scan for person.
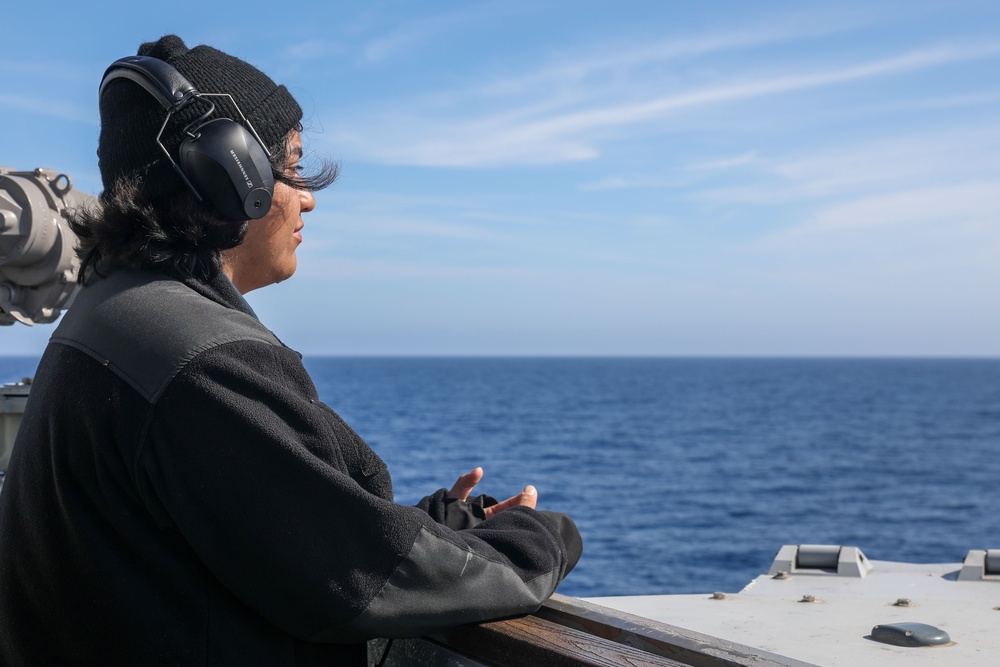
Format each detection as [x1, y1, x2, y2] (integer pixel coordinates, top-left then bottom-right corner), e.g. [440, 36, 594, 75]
[0, 35, 581, 666]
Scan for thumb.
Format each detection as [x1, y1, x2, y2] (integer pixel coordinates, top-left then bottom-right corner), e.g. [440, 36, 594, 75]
[519, 485, 538, 510]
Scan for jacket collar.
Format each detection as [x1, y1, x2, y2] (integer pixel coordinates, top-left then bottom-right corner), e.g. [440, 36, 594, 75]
[180, 271, 259, 320]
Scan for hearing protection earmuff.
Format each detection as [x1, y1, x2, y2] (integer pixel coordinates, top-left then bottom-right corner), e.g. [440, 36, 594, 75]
[99, 55, 274, 222]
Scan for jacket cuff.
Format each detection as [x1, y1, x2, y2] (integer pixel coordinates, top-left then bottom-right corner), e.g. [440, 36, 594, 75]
[415, 488, 499, 530]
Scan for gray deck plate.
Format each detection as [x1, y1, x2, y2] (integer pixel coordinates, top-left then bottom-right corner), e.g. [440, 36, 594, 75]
[589, 559, 999, 666]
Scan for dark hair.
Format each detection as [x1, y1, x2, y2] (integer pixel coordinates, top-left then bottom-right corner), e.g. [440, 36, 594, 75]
[70, 125, 338, 284]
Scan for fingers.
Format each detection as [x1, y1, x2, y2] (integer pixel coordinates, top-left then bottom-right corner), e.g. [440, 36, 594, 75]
[484, 486, 537, 518]
[447, 468, 539, 518]
[446, 466, 484, 500]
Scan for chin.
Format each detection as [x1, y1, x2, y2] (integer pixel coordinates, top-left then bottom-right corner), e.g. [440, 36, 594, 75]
[277, 265, 297, 284]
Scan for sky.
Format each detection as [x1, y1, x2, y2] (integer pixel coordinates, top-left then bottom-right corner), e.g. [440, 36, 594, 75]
[4, 0, 1000, 356]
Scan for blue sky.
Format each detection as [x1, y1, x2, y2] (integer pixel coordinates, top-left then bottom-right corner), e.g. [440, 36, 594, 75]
[4, 0, 1000, 355]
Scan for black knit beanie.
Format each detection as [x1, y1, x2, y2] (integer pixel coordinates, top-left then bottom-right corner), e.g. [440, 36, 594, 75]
[97, 34, 302, 199]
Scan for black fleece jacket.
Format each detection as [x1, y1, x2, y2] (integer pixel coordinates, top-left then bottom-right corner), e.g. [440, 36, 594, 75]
[0, 269, 580, 666]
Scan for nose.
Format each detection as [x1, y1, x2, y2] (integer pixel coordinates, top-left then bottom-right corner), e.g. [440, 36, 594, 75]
[300, 188, 316, 213]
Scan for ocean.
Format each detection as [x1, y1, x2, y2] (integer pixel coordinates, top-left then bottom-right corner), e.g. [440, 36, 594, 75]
[3, 356, 998, 599]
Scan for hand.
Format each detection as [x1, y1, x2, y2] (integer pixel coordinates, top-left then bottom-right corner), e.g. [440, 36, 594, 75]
[447, 467, 538, 518]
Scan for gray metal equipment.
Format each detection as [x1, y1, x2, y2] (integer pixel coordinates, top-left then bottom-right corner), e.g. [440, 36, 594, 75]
[0, 167, 91, 325]
[0, 167, 89, 489]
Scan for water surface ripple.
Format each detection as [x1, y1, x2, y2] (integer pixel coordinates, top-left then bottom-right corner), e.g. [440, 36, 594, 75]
[4, 356, 997, 598]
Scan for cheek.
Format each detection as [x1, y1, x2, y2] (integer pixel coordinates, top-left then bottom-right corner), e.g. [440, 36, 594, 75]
[271, 182, 296, 213]
[257, 190, 294, 241]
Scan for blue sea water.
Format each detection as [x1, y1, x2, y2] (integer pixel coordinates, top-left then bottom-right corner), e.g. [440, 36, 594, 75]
[3, 356, 999, 599]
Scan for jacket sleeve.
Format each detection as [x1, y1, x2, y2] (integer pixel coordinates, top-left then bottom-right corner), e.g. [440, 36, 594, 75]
[135, 340, 574, 643]
[417, 492, 583, 574]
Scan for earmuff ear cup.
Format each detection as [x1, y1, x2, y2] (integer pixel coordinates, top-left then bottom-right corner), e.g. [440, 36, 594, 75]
[177, 119, 274, 221]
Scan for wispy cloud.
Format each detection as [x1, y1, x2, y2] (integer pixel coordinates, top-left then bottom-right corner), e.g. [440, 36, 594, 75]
[695, 122, 1000, 206]
[284, 39, 342, 61]
[577, 175, 685, 192]
[362, 4, 525, 63]
[907, 91, 1000, 110]
[0, 58, 95, 123]
[334, 41, 1000, 167]
[308, 207, 509, 243]
[0, 60, 91, 81]
[464, 24, 817, 100]
[352, 216, 507, 241]
[577, 176, 640, 192]
[430, 7, 877, 103]
[0, 94, 93, 123]
[768, 181, 1000, 244]
[688, 152, 759, 171]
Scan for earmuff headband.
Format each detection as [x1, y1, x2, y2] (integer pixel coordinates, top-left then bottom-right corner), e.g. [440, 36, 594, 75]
[99, 55, 275, 222]
[101, 56, 199, 112]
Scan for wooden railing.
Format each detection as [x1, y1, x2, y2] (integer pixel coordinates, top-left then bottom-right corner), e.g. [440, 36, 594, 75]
[368, 593, 818, 667]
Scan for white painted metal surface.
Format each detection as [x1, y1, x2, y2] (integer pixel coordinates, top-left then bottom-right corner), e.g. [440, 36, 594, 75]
[589, 546, 999, 666]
